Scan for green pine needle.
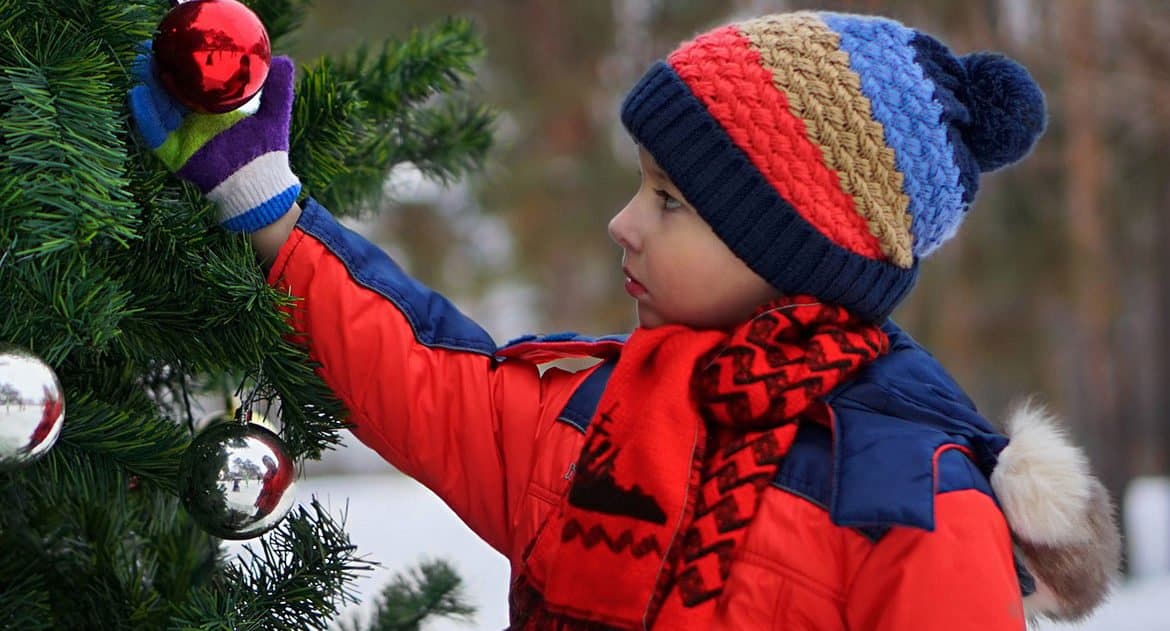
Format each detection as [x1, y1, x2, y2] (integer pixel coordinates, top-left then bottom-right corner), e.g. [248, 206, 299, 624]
[293, 17, 494, 215]
[341, 559, 476, 631]
[171, 500, 374, 630]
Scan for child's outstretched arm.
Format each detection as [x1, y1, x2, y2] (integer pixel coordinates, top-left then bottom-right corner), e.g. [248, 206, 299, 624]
[129, 51, 579, 558]
[265, 198, 578, 558]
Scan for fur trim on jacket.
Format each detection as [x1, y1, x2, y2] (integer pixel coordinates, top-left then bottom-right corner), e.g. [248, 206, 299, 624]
[990, 400, 1122, 622]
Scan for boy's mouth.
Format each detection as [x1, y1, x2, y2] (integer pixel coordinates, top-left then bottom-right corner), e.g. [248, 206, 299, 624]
[623, 268, 648, 298]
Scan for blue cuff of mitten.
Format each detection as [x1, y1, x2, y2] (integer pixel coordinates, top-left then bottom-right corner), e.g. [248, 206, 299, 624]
[210, 151, 301, 233]
[219, 183, 301, 233]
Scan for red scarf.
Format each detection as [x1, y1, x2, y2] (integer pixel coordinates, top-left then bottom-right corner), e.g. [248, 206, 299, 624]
[512, 297, 888, 629]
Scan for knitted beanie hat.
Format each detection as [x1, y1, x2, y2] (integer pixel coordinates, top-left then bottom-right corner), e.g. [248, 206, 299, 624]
[621, 12, 1046, 322]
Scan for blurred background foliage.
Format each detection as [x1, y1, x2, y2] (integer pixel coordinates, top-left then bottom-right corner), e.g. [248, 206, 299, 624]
[287, 0, 1170, 539]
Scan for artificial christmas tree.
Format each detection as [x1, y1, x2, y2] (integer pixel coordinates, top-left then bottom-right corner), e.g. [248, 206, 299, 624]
[0, 0, 492, 627]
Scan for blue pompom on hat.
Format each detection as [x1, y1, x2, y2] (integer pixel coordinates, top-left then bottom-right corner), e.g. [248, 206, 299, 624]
[960, 52, 1049, 172]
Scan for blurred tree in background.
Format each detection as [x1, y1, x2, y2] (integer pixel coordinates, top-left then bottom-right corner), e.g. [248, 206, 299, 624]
[292, 0, 1170, 570]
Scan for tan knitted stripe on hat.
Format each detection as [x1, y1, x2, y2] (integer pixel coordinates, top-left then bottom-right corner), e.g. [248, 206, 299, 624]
[738, 13, 914, 268]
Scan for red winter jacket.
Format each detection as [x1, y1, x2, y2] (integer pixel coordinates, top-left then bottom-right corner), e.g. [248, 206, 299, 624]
[268, 199, 1027, 630]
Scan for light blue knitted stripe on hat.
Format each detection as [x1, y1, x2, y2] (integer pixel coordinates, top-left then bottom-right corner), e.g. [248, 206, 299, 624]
[821, 13, 966, 258]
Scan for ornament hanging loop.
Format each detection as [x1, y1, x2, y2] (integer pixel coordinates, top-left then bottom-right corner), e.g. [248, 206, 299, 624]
[231, 363, 265, 425]
[227, 364, 280, 434]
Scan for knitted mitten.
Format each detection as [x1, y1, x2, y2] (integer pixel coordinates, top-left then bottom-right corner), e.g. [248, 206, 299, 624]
[128, 46, 301, 233]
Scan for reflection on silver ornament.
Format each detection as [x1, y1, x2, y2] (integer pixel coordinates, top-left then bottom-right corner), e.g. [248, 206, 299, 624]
[178, 416, 296, 539]
[0, 345, 65, 467]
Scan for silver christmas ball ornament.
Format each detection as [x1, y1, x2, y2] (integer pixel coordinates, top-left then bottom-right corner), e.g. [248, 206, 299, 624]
[179, 415, 297, 539]
[0, 345, 65, 467]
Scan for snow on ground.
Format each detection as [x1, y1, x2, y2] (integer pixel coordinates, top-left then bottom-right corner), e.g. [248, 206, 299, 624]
[1033, 575, 1170, 631]
[230, 473, 1170, 630]
[229, 473, 511, 630]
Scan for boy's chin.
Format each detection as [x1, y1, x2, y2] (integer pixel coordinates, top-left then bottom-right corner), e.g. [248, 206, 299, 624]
[635, 304, 665, 329]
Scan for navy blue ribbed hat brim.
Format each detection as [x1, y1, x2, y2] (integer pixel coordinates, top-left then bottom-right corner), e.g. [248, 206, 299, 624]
[620, 61, 918, 323]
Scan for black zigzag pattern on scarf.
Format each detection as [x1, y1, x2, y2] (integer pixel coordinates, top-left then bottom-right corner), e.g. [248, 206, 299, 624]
[703, 312, 883, 423]
[692, 434, 785, 530]
[673, 431, 788, 607]
[560, 519, 664, 558]
[674, 303, 885, 610]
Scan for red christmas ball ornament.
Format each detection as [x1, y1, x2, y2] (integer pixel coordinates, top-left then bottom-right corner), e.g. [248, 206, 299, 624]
[153, 0, 271, 114]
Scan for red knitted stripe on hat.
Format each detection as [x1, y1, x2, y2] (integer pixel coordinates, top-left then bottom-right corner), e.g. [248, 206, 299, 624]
[667, 26, 885, 260]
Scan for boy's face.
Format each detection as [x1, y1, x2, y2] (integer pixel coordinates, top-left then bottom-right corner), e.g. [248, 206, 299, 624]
[608, 146, 780, 329]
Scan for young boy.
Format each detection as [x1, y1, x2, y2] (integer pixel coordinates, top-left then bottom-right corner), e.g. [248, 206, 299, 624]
[131, 10, 1120, 630]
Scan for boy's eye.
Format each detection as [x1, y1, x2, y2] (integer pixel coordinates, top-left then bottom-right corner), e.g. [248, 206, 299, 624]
[655, 189, 682, 211]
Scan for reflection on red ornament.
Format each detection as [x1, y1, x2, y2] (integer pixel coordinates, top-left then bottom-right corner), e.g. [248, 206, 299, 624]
[30, 388, 63, 448]
[153, 0, 271, 114]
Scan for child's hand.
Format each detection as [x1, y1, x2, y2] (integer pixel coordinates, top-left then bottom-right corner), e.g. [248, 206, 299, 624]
[128, 43, 301, 233]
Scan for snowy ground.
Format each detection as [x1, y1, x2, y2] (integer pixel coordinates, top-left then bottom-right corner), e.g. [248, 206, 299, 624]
[230, 473, 1170, 630]
[231, 473, 511, 630]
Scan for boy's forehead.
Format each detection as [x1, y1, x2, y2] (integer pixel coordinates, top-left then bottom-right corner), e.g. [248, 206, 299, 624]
[636, 145, 669, 179]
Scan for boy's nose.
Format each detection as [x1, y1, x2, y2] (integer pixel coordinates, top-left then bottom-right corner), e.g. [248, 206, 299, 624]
[608, 203, 640, 252]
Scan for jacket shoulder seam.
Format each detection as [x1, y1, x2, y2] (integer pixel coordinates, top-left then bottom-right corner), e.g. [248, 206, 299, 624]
[298, 199, 496, 355]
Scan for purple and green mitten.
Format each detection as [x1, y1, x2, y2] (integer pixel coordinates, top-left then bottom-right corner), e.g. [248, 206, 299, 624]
[128, 49, 301, 233]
